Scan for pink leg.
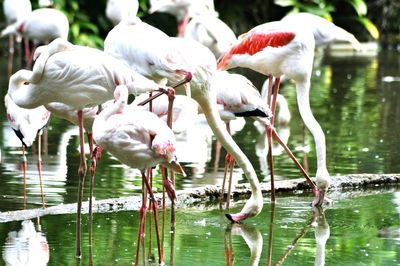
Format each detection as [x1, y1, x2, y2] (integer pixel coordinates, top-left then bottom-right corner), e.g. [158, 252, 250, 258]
[225, 155, 235, 210]
[76, 110, 87, 259]
[36, 130, 45, 208]
[89, 143, 102, 256]
[265, 75, 276, 202]
[142, 172, 164, 265]
[22, 144, 27, 209]
[135, 178, 147, 266]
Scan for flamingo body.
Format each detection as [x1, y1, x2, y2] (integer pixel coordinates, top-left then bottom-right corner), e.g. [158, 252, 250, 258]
[281, 12, 362, 50]
[93, 85, 183, 172]
[104, 18, 190, 85]
[8, 38, 161, 110]
[44, 102, 100, 134]
[218, 21, 330, 204]
[218, 22, 313, 80]
[1, 8, 69, 44]
[212, 71, 271, 121]
[184, 13, 236, 59]
[106, 0, 139, 25]
[2, 0, 32, 25]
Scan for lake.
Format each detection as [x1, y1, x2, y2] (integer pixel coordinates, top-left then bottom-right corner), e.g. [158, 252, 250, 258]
[0, 44, 399, 265]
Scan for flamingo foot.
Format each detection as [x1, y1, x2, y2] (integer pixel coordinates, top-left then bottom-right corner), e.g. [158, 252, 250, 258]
[162, 177, 176, 202]
[225, 212, 250, 223]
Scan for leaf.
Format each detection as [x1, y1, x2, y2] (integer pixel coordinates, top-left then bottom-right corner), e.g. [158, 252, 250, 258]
[357, 17, 380, 39]
[346, 0, 368, 16]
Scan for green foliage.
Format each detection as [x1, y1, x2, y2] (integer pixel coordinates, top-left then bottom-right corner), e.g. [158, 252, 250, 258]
[274, 0, 379, 39]
[51, 0, 105, 48]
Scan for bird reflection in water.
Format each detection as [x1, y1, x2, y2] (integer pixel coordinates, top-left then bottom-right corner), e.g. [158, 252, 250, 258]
[224, 223, 263, 266]
[271, 206, 330, 266]
[2, 219, 49, 266]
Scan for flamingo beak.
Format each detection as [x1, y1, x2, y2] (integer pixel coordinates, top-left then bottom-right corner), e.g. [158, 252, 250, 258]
[170, 161, 186, 177]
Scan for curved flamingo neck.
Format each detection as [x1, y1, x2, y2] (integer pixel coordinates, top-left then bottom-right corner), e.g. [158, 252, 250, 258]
[8, 70, 41, 109]
[194, 87, 261, 194]
[295, 79, 329, 179]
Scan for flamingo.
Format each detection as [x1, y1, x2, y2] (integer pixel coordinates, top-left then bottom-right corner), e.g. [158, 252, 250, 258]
[92, 84, 185, 265]
[106, 0, 139, 25]
[167, 36, 265, 222]
[104, 16, 192, 89]
[148, 0, 216, 37]
[7, 37, 168, 258]
[184, 12, 237, 59]
[2, 0, 32, 55]
[217, 20, 330, 207]
[105, 21, 262, 222]
[209, 70, 271, 209]
[281, 12, 362, 51]
[1, 7, 69, 67]
[4, 94, 50, 209]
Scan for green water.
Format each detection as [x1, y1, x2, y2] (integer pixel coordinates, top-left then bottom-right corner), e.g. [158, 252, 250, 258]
[0, 46, 399, 265]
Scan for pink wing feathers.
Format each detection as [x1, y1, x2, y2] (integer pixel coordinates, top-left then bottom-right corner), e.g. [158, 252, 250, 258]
[217, 31, 296, 70]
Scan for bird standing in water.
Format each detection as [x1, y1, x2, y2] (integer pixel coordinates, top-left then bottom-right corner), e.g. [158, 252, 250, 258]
[4, 94, 50, 209]
[92, 85, 185, 265]
[218, 20, 330, 208]
[7, 38, 168, 259]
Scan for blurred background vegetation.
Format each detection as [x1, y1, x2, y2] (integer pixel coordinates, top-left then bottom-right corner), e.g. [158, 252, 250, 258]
[0, 0, 399, 50]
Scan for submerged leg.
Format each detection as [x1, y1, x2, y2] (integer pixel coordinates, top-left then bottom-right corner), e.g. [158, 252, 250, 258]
[142, 172, 164, 265]
[37, 130, 45, 208]
[76, 110, 87, 259]
[22, 144, 27, 209]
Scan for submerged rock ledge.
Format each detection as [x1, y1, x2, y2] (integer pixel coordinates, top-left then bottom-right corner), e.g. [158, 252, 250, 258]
[0, 173, 399, 223]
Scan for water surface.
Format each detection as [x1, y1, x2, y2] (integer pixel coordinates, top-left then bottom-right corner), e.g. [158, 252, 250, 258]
[0, 46, 399, 265]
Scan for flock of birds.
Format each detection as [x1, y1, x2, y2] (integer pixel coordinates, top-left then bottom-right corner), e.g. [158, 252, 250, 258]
[2, 0, 363, 263]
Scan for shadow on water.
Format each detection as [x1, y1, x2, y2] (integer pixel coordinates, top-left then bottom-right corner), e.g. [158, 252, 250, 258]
[1, 36, 400, 265]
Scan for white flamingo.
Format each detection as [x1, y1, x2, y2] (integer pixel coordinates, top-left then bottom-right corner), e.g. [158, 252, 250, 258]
[148, 0, 216, 37]
[7, 37, 167, 259]
[106, 0, 139, 25]
[184, 12, 237, 59]
[218, 20, 330, 207]
[92, 84, 185, 265]
[4, 94, 50, 209]
[2, 0, 32, 55]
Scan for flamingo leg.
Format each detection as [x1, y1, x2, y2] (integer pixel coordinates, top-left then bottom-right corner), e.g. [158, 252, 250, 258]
[219, 152, 230, 206]
[220, 122, 236, 209]
[24, 38, 31, 67]
[147, 168, 154, 263]
[7, 35, 14, 76]
[267, 202, 276, 266]
[267, 76, 280, 202]
[226, 155, 235, 210]
[135, 177, 147, 266]
[264, 76, 319, 199]
[37, 130, 45, 208]
[270, 127, 317, 192]
[142, 172, 164, 265]
[89, 140, 101, 259]
[22, 144, 27, 209]
[76, 110, 87, 259]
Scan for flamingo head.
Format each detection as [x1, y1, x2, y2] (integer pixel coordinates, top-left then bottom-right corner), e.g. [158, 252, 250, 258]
[153, 138, 186, 176]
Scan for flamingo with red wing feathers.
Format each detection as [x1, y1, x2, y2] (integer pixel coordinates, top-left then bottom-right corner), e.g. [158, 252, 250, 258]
[218, 21, 330, 208]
